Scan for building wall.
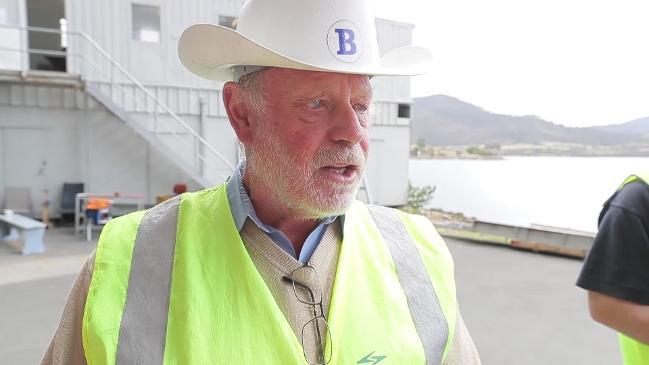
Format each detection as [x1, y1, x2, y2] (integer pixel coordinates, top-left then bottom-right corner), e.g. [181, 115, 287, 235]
[0, 80, 204, 218]
[367, 125, 410, 206]
[373, 18, 412, 104]
[65, 0, 245, 88]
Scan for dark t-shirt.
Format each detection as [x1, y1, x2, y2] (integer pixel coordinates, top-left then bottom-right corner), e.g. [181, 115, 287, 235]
[577, 180, 649, 305]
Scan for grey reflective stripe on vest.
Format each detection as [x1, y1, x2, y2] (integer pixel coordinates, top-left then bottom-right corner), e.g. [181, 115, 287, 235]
[116, 196, 181, 365]
[368, 205, 449, 365]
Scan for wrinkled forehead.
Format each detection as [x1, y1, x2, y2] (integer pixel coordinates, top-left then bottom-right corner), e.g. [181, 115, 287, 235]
[262, 68, 373, 97]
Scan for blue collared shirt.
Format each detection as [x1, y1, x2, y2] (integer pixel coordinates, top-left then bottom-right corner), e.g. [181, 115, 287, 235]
[226, 163, 337, 263]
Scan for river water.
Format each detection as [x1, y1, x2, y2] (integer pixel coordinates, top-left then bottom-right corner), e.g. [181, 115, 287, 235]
[409, 156, 649, 233]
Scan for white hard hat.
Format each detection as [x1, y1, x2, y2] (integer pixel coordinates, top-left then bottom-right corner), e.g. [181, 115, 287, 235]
[178, 0, 433, 80]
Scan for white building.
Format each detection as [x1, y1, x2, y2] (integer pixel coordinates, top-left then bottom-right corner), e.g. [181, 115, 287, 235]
[0, 0, 414, 218]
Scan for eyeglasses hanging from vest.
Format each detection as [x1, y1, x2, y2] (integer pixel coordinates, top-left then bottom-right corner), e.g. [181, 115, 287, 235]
[283, 265, 332, 365]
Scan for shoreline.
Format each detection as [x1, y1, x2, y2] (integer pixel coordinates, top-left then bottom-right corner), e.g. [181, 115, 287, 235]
[411, 154, 649, 160]
[412, 207, 592, 259]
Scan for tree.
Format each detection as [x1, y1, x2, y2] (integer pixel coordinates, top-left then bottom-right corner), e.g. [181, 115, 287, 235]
[416, 137, 426, 149]
[404, 182, 436, 214]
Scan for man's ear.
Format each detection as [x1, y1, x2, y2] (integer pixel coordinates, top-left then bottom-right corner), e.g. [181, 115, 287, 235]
[223, 81, 253, 144]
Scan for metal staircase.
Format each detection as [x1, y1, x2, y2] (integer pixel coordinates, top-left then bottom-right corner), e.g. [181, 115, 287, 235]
[74, 32, 234, 187]
[0, 24, 234, 188]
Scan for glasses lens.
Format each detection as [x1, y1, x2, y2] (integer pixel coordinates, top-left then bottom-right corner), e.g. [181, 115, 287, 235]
[291, 266, 322, 305]
[301, 316, 332, 365]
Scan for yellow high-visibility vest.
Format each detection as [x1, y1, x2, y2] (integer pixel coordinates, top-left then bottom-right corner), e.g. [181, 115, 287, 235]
[615, 174, 649, 365]
[82, 184, 459, 364]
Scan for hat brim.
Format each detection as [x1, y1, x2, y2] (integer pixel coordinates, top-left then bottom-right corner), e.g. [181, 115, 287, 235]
[178, 24, 433, 80]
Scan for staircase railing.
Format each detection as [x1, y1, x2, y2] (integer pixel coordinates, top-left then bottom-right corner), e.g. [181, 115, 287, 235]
[0, 24, 234, 186]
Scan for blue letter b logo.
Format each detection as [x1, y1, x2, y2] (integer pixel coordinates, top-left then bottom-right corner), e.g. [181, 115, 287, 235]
[335, 28, 357, 55]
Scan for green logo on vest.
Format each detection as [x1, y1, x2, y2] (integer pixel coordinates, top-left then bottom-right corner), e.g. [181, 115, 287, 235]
[357, 351, 387, 364]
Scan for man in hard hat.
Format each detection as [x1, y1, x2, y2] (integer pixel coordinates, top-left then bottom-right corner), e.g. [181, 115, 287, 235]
[43, 0, 480, 363]
[577, 174, 649, 365]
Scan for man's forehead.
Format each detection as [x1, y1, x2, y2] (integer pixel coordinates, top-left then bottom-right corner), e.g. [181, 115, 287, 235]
[264, 68, 372, 95]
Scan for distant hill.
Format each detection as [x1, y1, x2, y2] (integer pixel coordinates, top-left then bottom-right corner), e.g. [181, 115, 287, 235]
[588, 117, 649, 137]
[411, 95, 647, 146]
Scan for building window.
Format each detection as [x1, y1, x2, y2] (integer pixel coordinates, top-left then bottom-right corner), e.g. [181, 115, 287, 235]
[218, 15, 237, 30]
[132, 4, 160, 43]
[398, 104, 411, 118]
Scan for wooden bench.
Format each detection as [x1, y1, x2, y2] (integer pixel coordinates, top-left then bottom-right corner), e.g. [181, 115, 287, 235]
[0, 212, 46, 255]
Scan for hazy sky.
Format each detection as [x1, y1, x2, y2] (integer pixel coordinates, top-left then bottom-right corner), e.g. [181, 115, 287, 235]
[375, 0, 649, 127]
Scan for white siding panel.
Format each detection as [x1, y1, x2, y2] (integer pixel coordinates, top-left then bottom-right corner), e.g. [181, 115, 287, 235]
[203, 115, 237, 182]
[366, 125, 410, 206]
[0, 129, 3, 206]
[178, 88, 189, 114]
[167, 87, 178, 112]
[36, 86, 48, 107]
[188, 90, 198, 115]
[374, 18, 412, 104]
[9, 84, 21, 105]
[0, 83, 89, 110]
[147, 144, 202, 200]
[62, 88, 75, 109]
[76, 87, 87, 109]
[216, 94, 226, 118]
[50, 86, 64, 108]
[208, 92, 220, 117]
[371, 102, 399, 126]
[23, 85, 36, 106]
[155, 86, 166, 107]
[0, 83, 10, 105]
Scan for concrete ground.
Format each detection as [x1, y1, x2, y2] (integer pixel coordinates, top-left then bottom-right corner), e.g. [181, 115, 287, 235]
[449, 239, 619, 364]
[0, 229, 619, 364]
[0, 228, 95, 364]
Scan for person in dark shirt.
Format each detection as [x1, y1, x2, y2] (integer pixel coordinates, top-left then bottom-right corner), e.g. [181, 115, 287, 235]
[577, 175, 649, 364]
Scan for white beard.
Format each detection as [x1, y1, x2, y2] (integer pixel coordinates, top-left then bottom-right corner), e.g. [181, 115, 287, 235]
[245, 121, 366, 219]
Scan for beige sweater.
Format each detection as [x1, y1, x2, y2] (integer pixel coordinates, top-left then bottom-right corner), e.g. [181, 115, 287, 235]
[42, 218, 480, 364]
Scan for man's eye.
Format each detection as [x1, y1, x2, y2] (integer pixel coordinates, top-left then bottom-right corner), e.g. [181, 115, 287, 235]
[307, 100, 323, 109]
[354, 103, 370, 113]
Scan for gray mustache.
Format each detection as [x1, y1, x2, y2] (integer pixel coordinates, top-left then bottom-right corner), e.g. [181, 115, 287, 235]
[313, 146, 366, 167]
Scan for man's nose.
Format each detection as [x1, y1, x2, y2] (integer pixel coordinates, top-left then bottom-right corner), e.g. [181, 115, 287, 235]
[330, 102, 365, 145]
